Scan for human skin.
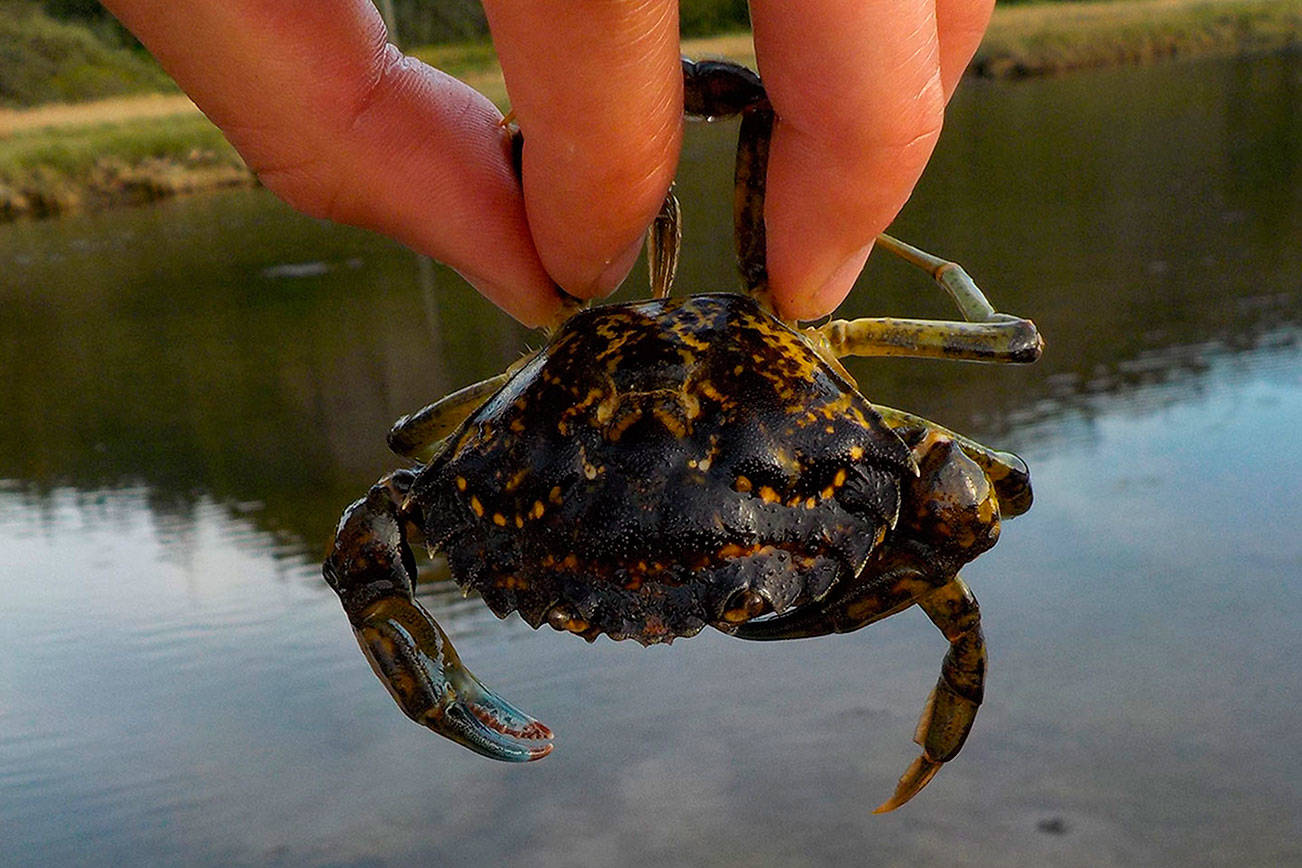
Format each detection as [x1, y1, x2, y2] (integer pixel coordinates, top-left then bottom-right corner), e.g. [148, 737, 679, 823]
[100, 0, 993, 326]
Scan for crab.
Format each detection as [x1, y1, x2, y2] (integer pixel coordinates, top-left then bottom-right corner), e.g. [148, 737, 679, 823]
[323, 58, 1042, 812]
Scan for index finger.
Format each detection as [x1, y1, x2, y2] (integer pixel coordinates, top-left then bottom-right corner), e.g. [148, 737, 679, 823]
[750, 0, 947, 321]
[483, 0, 683, 299]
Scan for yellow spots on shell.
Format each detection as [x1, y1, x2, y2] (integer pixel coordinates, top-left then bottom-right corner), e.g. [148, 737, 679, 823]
[605, 407, 641, 442]
[470, 495, 484, 517]
[849, 445, 865, 461]
[549, 486, 563, 505]
[545, 603, 589, 634]
[591, 388, 618, 424]
[650, 407, 687, 439]
[503, 468, 530, 492]
[455, 476, 467, 491]
[735, 475, 752, 493]
[696, 379, 728, 404]
[531, 500, 546, 520]
[493, 512, 508, 527]
[669, 324, 711, 353]
[834, 468, 848, 486]
[678, 389, 702, 421]
[718, 542, 760, 559]
[804, 496, 818, 509]
[758, 485, 781, 504]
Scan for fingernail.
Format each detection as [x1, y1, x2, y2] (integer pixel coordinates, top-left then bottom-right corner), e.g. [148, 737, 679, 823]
[593, 235, 648, 297]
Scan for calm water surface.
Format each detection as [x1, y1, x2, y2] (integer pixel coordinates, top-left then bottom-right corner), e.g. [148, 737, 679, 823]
[2, 54, 1300, 865]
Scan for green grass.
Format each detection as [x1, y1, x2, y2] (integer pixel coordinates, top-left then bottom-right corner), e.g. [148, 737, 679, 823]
[974, 0, 1302, 76]
[0, 113, 234, 176]
[0, 113, 248, 216]
[2, 0, 1298, 219]
[0, 0, 172, 108]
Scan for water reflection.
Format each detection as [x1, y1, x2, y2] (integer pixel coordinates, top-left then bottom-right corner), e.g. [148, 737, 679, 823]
[0, 53, 1299, 864]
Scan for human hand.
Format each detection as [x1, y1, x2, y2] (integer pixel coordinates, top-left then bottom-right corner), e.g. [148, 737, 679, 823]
[102, 0, 992, 325]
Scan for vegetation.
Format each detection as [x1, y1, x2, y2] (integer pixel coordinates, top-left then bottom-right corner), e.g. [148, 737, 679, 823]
[974, 0, 1302, 77]
[0, 0, 170, 107]
[0, 113, 249, 217]
[2, 0, 1299, 219]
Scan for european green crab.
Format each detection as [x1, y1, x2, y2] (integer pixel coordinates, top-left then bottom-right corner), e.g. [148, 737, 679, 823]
[324, 59, 1042, 812]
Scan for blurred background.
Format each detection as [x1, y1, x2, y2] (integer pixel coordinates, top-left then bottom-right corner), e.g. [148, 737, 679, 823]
[1, 1, 1299, 864]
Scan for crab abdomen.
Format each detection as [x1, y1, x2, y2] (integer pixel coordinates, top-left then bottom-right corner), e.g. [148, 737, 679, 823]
[412, 294, 912, 644]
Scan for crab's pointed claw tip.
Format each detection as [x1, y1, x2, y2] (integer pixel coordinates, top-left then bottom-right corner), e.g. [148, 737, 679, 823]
[871, 755, 943, 813]
[353, 596, 555, 763]
[432, 685, 555, 763]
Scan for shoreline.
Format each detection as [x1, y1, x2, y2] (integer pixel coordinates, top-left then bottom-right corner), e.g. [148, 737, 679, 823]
[2, 0, 1298, 223]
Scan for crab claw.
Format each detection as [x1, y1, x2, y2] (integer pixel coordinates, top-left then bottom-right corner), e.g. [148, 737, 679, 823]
[354, 596, 554, 762]
[871, 676, 977, 813]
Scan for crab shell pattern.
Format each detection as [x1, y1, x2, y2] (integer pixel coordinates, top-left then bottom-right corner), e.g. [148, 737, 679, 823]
[418, 293, 912, 644]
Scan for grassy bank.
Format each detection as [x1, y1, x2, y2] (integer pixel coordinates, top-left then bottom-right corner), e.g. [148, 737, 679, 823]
[1, 0, 1298, 221]
[0, 112, 250, 218]
[0, 0, 172, 108]
[975, 0, 1302, 77]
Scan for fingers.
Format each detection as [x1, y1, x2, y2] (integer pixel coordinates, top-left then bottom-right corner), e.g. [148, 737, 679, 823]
[103, 0, 989, 326]
[101, 0, 564, 326]
[936, 0, 996, 98]
[482, 0, 683, 299]
[750, 0, 989, 321]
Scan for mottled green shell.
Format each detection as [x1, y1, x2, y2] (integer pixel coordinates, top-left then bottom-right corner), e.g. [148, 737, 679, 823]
[410, 293, 913, 644]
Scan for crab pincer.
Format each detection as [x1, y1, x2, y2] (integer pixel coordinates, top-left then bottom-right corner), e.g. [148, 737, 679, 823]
[325, 473, 553, 762]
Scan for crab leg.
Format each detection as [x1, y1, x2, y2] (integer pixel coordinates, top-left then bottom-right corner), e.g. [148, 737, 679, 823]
[874, 575, 985, 813]
[734, 569, 986, 813]
[388, 374, 512, 461]
[646, 186, 682, 299]
[679, 58, 775, 303]
[874, 234, 1002, 322]
[871, 404, 1034, 517]
[733, 562, 934, 641]
[324, 471, 553, 762]
[809, 233, 1042, 364]
[816, 313, 1042, 365]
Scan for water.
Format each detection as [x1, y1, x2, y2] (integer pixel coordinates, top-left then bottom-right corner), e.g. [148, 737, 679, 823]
[1, 53, 1299, 865]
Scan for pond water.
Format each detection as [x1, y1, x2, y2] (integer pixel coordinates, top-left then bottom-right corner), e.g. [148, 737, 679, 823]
[2, 52, 1300, 865]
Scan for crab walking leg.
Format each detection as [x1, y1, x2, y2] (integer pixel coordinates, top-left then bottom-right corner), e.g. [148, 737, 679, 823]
[387, 373, 512, 461]
[871, 404, 1034, 517]
[324, 471, 553, 761]
[875, 575, 985, 813]
[680, 58, 774, 301]
[733, 102, 775, 300]
[816, 313, 1043, 365]
[732, 568, 935, 641]
[874, 234, 1001, 322]
[812, 233, 1042, 363]
[646, 186, 682, 299]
